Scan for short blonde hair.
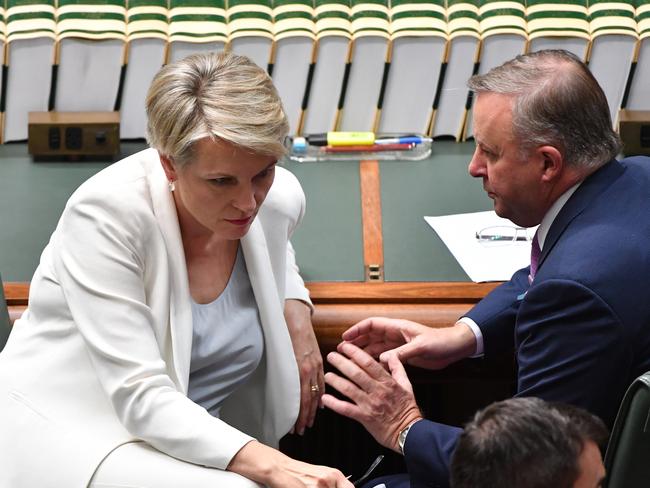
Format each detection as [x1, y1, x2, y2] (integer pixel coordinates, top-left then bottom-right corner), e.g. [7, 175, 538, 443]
[146, 51, 289, 166]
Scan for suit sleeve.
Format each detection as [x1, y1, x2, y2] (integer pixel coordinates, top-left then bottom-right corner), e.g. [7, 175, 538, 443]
[464, 267, 530, 357]
[513, 278, 629, 425]
[402, 419, 462, 488]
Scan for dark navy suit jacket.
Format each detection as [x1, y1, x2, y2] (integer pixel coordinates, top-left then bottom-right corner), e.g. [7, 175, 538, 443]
[368, 157, 650, 488]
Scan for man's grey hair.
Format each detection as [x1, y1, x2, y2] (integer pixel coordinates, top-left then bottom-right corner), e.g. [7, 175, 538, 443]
[146, 51, 289, 166]
[468, 49, 621, 171]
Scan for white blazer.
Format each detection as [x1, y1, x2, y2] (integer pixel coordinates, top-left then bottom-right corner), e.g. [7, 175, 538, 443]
[0, 149, 310, 488]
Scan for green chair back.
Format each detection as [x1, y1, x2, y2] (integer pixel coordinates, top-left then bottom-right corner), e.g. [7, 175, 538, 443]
[0, 275, 11, 352]
[604, 371, 650, 488]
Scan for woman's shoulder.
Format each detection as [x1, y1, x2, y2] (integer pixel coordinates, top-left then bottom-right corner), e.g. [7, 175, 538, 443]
[262, 166, 305, 217]
[63, 148, 162, 222]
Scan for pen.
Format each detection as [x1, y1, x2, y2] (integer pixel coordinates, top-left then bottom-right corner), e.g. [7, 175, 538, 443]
[374, 136, 432, 145]
[321, 143, 414, 153]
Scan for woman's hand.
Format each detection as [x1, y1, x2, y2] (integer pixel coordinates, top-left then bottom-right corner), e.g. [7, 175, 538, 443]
[228, 441, 353, 488]
[284, 299, 325, 435]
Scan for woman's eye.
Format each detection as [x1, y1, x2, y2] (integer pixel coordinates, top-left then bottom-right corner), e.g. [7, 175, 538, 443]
[256, 166, 275, 179]
[211, 177, 233, 186]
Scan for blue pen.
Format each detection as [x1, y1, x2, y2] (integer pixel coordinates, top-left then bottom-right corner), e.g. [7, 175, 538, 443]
[374, 136, 432, 145]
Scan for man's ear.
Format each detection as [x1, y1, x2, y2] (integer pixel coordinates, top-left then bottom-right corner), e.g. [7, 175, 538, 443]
[159, 153, 178, 183]
[536, 145, 563, 182]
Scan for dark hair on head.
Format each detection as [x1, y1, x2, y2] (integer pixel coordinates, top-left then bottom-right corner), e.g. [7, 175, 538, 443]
[468, 49, 621, 171]
[450, 397, 608, 488]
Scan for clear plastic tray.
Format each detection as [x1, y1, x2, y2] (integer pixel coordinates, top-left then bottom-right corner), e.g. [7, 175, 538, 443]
[285, 136, 432, 162]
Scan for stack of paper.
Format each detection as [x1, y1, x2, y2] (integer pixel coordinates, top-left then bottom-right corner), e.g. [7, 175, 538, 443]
[425, 210, 537, 282]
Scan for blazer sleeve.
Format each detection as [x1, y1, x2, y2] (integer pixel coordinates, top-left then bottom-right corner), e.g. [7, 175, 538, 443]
[464, 267, 530, 357]
[402, 419, 462, 488]
[51, 189, 255, 470]
[261, 166, 312, 307]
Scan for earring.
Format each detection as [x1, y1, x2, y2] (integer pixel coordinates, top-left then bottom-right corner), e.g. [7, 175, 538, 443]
[168, 180, 176, 192]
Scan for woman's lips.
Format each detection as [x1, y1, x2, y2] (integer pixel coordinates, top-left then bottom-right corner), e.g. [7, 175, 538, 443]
[225, 217, 252, 226]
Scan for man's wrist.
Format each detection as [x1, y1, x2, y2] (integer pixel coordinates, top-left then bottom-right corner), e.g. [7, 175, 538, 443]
[457, 318, 483, 357]
[397, 419, 422, 455]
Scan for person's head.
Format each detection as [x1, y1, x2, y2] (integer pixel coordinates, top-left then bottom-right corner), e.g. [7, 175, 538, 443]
[145, 52, 289, 240]
[467, 49, 621, 227]
[450, 397, 609, 488]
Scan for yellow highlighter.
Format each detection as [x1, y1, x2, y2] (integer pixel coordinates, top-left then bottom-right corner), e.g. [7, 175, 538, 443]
[306, 131, 375, 147]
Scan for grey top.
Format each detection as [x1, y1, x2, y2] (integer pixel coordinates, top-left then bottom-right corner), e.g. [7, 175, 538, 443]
[188, 247, 264, 417]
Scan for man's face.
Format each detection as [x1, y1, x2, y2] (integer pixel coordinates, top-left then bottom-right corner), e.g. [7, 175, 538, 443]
[468, 92, 546, 228]
[573, 440, 606, 488]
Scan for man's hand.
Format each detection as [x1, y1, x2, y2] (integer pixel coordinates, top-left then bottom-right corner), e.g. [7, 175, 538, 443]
[343, 317, 477, 370]
[321, 342, 422, 452]
[285, 299, 324, 435]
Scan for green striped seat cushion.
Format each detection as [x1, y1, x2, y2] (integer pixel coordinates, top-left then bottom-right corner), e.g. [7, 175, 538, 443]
[350, 0, 390, 39]
[169, 0, 226, 43]
[447, 0, 480, 39]
[6, 0, 57, 41]
[127, 0, 167, 41]
[7, 0, 57, 42]
[479, 0, 527, 38]
[273, 0, 315, 40]
[589, 0, 637, 38]
[0, 7, 5, 43]
[227, 0, 274, 40]
[639, 0, 650, 39]
[527, 0, 589, 39]
[390, 0, 447, 39]
[57, 0, 126, 40]
[314, 0, 352, 38]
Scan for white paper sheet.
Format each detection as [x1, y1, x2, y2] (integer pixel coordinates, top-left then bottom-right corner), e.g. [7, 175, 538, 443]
[424, 210, 537, 282]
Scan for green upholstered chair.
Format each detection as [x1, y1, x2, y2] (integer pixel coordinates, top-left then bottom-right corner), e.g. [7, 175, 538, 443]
[431, 0, 480, 140]
[119, 0, 167, 138]
[604, 371, 650, 488]
[300, 0, 352, 134]
[587, 0, 638, 125]
[526, 0, 589, 58]
[227, 0, 274, 70]
[0, 275, 11, 353]
[271, 0, 316, 134]
[167, 0, 226, 63]
[54, 0, 126, 111]
[377, 0, 447, 135]
[337, 0, 389, 131]
[3, 0, 56, 142]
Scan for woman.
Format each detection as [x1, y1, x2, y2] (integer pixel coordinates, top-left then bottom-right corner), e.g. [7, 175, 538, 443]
[0, 52, 351, 488]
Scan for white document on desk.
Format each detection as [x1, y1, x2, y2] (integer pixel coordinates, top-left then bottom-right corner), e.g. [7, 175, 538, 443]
[424, 211, 537, 283]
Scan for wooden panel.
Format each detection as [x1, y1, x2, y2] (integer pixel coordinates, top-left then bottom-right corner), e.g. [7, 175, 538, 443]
[307, 281, 499, 303]
[359, 159, 384, 281]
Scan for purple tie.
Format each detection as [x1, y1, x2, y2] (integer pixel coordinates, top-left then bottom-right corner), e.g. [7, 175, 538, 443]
[529, 232, 541, 284]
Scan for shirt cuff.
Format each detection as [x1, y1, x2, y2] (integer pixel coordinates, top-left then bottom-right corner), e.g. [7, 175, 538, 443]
[458, 317, 484, 357]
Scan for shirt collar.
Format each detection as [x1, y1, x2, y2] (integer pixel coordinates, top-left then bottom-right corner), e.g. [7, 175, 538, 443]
[536, 181, 581, 250]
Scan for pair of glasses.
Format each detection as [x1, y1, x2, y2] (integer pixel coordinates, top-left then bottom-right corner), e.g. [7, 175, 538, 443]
[475, 225, 533, 244]
[347, 454, 384, 486]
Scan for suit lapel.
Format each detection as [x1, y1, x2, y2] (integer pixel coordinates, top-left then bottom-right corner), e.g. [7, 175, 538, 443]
[539, 159, 625, 270]
[145, 151, 193, 394]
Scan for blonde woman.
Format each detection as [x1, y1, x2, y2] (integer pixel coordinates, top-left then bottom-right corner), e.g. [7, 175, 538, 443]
[0, 52, 351, 488]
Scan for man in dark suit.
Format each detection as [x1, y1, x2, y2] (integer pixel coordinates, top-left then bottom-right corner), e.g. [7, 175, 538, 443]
[321, 49, 650, 488]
